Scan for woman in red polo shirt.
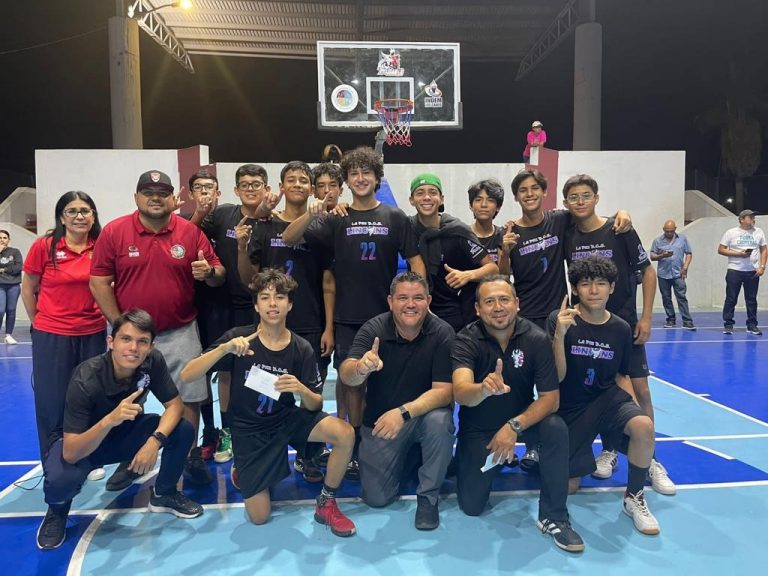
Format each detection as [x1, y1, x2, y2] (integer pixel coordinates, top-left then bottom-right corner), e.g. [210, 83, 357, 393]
[22, 191, 106, 462]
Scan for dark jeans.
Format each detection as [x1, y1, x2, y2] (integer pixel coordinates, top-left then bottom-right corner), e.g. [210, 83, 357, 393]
[456, 414, 570, 521]
[43, 415, 194, 505]
[723, 269, 760, 328]
[32, 329, 107, 459]
[658, 276, 692, 323]
[0, 283, 20, 334]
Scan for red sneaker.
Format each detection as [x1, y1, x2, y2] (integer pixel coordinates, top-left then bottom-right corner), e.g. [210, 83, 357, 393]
[231, 465, 240, 490]
[200, 427, 218, 461]
[314, 498, 356, 537]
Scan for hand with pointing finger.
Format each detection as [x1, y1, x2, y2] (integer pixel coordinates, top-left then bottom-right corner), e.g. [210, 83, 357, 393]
[444, 264, 472, 289]
[555, 294, 580, 338]
[191, 250, 214, 281]
[108, 389, 144, 428]
[223, 329, 260, 357]
[235, 215, 253, 251]
[481, 358, 510, 399]
[501, 222, 520, 252]
[258, 189, 283, 216]
[355, 336, 384, 377]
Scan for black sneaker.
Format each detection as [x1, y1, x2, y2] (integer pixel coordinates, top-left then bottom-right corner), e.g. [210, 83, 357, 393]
[106, 461, 140, 491]
[148, 488, 204, 519]
[415, 495, 439, 530]
[663, 320, 676, 328]
[520, 448, 540, 473]
[36, 503, 70, 550]
[345, 459, 360, 482]
[723, 325, 734, 335]
[683, 322, 696, 331]
[294, 457, 324, 483]
[185, 448, 213, 485]
[537, 517, 585, 553]
[315, 446, 332, 467]
[747, 327, 763, 336]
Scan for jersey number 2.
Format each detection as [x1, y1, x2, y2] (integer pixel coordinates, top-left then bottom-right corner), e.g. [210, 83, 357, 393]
[360, 241, 377, 261]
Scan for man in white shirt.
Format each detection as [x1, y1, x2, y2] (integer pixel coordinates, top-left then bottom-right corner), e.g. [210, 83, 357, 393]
[717, 210, 767, 335]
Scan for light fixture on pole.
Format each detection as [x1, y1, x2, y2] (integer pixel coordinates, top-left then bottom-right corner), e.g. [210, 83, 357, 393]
[127, 0, 192, 19]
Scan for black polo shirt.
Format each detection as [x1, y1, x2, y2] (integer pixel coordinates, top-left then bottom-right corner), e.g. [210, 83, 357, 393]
[451, 317, 558, 435]
[63, 349, 178, 435]
[347, 311, 455, 428]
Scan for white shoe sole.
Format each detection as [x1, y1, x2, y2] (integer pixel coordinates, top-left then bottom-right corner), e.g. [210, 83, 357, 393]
[214, 451, 233, 463]
[623, 505, 660, 535]
[148, 502, 203, 519]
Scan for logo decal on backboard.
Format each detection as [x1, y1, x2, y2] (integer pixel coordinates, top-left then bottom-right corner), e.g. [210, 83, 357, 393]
[377, 49, 404, 77]
[424, 81, 443, 108]
[331, 84, 359, 113]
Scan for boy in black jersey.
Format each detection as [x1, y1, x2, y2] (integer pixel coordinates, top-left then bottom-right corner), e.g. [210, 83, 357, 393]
[180, 270, 356, 537]
[467, 178, 515, 276]
[548, 256, 660, 535]
[562, 174, 675, 496]
[452, 275, 583, 552]
[313, 162, 343, 210]
[282, 147, 426, 479]
[238, 161, 335, 482]
[188, 164, 283, 465]
[409, 173, 499, 332]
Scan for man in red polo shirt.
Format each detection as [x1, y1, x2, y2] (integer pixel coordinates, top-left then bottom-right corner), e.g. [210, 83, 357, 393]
[90, 170, 225, 489]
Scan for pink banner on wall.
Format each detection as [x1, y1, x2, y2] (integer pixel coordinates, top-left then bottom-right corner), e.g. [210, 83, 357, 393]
[526, 147, 559, 211]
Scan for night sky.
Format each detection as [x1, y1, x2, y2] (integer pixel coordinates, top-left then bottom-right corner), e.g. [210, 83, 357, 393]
[1, 1, 766, 205]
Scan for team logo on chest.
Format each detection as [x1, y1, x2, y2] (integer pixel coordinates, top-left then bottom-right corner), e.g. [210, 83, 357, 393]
[56, 250, 67, 261]
[128, 245, 140, 258]
[170, 244, 186, 259]
[510, 348, 525, 368]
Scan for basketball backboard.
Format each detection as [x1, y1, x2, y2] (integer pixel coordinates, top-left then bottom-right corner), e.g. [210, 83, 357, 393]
[317, 41, 461, 131]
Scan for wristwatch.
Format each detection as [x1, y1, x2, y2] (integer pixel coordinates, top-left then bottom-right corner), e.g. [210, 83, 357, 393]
[507, 418, 523, 436]
[150, 431, 168, 447]
[399, 406, 412, 421]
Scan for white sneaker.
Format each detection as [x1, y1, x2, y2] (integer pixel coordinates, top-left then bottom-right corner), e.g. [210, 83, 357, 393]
[592, 449, 618, 479]
[623, 490, 660, 535]
[648, 459, 676, 495]
[87, 467, 106, 481]
[4, 334, 17, 345]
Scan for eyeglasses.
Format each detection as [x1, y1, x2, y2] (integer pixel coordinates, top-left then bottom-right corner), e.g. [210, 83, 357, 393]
[63, 208, 95, 218]
[565, 192, 596, 204]
[192, 183, 217, 192]
[138, 189, 174, 198]
[237, 181, 265, 191]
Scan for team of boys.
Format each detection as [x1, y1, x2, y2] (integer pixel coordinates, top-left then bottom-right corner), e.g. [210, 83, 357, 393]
[37, 146, 675, 554]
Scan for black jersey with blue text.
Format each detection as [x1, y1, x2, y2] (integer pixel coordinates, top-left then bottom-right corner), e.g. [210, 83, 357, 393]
[511, 210, 571, 321]
[565, 217, 650, 328]
[476, 225, 505, 266]
[250, 216, 332, 334]
[207, 326, 321, 431]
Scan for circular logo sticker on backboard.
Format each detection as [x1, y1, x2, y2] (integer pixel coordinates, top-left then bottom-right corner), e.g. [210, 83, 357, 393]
[331, 84, 359, 113]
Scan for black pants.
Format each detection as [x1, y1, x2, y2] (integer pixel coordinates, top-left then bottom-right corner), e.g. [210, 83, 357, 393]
[456, 414, 570, 521]
[723, 269, 760, 328]
[43, 415, 194, 505]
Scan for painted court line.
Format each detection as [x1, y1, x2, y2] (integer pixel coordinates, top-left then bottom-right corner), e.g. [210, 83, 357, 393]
[683, 441, 735, 460]
[652, 375, 768, 429]
[0, 464, 41, 501]
[0, 460, 39, 466]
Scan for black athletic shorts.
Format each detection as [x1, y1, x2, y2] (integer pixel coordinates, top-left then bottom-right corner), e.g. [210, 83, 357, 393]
[561, 387, 645, 478]
[298, 330, 332, 380]
[231, 409, 328, 498]
[628, 343, 650, 378]
[333, 323, 362, 369]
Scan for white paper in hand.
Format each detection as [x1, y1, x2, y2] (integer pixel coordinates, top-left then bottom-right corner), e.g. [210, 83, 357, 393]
[244, 366, 280, 400]
[480, 452, 501, 473]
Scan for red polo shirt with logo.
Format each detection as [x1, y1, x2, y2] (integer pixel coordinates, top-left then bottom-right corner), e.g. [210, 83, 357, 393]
[23, 236, 105, 336]
[90, 211, 222, 332]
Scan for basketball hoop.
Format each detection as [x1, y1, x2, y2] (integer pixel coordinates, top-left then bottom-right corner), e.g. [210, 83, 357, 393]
[374, 99, 414, 147]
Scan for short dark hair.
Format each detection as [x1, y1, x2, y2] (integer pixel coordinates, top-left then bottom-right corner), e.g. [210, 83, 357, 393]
[249, 268, 298, 303]
[475, 274, 516, 302]
[562, 174, 598, 198]
[188, 169, 218, 190]
[468, 178, 505, 213]
[340, 146, 384, 192]
[389, 271, 429, 295]
[511, 169, 548, 196]
[235, 164, 268, 185]
[0, 229, 9, 239]
[280, 161, 314, 184]
[313, 162, 343, 187]
[567, 255, 618, 285]
[112, 308, 157, 342]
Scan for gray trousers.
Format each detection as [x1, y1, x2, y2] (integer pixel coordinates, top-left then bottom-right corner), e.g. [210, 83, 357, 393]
[359, 407, 455, 507]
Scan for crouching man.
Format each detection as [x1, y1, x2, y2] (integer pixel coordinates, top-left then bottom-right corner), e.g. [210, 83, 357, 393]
[38, 309, 203, 550]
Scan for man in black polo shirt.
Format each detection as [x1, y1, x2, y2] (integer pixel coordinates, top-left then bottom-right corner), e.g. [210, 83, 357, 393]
[37, 309, 203, 551]
[548, 256, 660, 536]
[338, 271, 455, 530]
[451, 275, 584, 553]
